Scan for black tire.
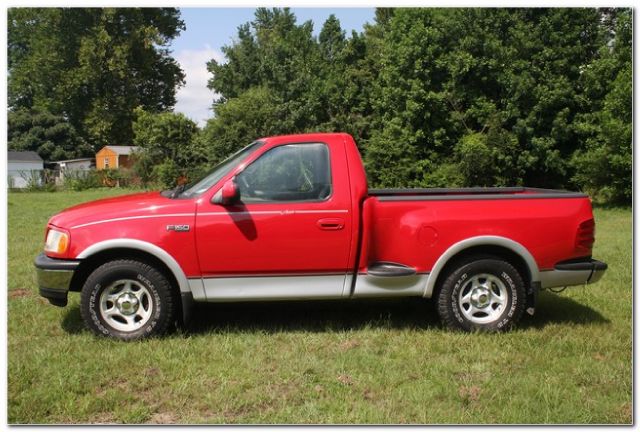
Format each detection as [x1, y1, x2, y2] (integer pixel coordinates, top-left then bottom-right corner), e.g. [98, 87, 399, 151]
[80, 259, 174, 341]
[437, 256, 526, 332]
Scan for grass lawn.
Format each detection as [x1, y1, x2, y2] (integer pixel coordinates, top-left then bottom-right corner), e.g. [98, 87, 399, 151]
[7, 189, 632, 424]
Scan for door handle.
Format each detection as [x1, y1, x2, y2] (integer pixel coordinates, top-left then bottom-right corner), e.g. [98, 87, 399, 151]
[317, 218, 345, 230]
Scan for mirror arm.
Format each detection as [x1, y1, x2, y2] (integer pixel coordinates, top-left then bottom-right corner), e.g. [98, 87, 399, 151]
[211, 190, 223, 204]
[211, 178, 240, 205]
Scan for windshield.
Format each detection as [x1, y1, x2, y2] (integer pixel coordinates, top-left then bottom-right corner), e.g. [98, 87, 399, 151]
[179, 141, 264, 198]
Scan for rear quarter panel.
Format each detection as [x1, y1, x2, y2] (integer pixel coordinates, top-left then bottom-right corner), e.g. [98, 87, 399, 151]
[360, 196, 594, 273]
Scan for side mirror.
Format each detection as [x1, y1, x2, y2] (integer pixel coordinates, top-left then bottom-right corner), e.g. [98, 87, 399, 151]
[212, 178, 240, 205]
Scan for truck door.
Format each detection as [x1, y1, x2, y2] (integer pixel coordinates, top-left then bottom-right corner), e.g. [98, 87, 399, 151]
[195, 141, 353, 300]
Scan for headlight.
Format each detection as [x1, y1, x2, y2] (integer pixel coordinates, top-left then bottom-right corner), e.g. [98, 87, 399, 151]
[44, 228, 69, 255]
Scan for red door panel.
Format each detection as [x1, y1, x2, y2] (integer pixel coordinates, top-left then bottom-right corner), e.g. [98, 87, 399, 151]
[195, 139, 353, 278]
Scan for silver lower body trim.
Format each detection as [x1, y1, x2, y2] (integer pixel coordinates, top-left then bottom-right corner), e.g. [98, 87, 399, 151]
[188, 278, 206, 301]
[353, 273, 430, 298]
[191, 272, 432, 302]
[199, 274, 348, 302]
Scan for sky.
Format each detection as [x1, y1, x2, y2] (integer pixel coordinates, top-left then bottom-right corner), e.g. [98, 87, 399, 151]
[170, 8, 376, 126]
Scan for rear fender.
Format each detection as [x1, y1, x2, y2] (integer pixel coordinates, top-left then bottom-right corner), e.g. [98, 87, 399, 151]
[424, 235, 540, 298]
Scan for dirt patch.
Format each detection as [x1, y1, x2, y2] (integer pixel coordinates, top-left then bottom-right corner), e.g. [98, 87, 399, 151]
[9, 289, 31, 299]
[337, 374, 354, 386]
[265, 379, 303, 407]
[203, 405, 252, 423]
[339, 339, 361, 351]
[458, 385, 481, 404]
[143, 367, 160, 377]
[593, 352, 607, 361]
[148, 412, 179, 424]
[89, 412, 118, 424]
[618, 402, 632, 423]
[363, 388, 376, 401]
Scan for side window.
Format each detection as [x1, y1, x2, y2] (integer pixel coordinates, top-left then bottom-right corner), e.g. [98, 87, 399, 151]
[236, 143, 332, 203]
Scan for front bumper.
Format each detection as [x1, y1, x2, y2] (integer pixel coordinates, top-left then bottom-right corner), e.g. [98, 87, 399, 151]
[540, 258, 608, 289]
[34, 253, 80, 307]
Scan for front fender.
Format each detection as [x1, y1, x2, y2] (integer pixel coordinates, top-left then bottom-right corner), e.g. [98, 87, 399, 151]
[76, 238, 203, 325]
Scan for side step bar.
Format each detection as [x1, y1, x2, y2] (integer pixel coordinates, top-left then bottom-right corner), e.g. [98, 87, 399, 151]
[367, 261, 417, 277]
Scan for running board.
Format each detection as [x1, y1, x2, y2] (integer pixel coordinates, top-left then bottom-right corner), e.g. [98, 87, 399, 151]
[367, 262, 417, 277]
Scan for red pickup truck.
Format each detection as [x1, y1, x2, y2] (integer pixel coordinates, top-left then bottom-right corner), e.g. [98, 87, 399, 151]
[35, 133, 607, 340]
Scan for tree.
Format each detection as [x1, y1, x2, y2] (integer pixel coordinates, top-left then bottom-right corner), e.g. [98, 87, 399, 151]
[198, 87, 287, 164]
[311, 16, 374, 140]
[202, 7, 631, 204]
[8, 8, 185, 151]
[571, 9, 631, 204]
[205, 9, 375, 158]
[457, 122, 522, 187]
[132, 108, 202, 187]
[365, 8, 606, 189]
[364, 9, 463, 187]
[207, 8, 321, 133]
[8, 108, 93, 161]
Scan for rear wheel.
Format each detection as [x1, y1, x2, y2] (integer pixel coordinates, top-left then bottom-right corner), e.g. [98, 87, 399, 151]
[80, 260, 174, 340]
[437, 257, 526, 332]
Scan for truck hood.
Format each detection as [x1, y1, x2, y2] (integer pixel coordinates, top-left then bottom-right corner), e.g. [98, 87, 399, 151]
[48, 191, 196, 230]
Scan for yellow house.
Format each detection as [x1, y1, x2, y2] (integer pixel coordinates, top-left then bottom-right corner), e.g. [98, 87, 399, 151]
[95, 146, 140, 170]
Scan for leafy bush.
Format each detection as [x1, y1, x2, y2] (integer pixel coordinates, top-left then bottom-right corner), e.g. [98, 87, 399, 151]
[15, 169, 57, 192]
[62, 170, 100, 191]
[151, 159, 181, 189]
[96, 168, 141, 189]
[132, 109, 204, 188]
[456, 126, 523, 187]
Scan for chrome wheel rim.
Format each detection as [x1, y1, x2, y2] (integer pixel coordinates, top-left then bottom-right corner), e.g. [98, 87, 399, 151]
[99, 279, 153, 332]
[458, 273, 508, 324]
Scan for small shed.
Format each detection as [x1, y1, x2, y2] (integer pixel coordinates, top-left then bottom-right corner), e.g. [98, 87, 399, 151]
[50, 158, 95, 184]
[96, 146, 140, 170]
[8, 151, 44, 188]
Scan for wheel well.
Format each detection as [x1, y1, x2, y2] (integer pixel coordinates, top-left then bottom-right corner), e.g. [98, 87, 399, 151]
[432, 245, 532, 297]
[69, 248, 183, 322]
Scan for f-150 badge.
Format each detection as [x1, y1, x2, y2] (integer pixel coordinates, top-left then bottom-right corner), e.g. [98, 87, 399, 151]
[166, 224, 190, 232]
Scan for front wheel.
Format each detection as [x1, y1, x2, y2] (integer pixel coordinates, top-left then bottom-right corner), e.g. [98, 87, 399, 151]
[80, 260, 174, 340]
[437, 257, 526, 332]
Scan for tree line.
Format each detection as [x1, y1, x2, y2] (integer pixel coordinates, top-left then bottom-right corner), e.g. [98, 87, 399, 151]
[8, 8, 631, 204]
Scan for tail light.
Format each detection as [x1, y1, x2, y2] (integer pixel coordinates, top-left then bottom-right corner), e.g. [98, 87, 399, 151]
[575, 218, 595, 255]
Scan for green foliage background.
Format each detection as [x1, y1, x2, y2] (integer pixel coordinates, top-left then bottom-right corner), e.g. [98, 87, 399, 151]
[8, 7, 185, 155]
[8, 7, 632, 203]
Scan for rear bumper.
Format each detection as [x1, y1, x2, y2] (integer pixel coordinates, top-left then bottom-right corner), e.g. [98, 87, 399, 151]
[540, 259, 607, 289]
[34, 253, 80, 307]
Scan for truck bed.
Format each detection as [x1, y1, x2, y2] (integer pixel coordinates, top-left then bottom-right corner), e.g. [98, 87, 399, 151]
[369, 187, 587, 201]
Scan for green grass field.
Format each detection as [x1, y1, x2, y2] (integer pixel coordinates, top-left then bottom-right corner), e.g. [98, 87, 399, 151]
[7, 190, 632, 424]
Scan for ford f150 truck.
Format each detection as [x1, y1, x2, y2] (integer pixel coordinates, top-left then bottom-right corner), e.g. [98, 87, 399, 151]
[35, 133, 607, 340]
